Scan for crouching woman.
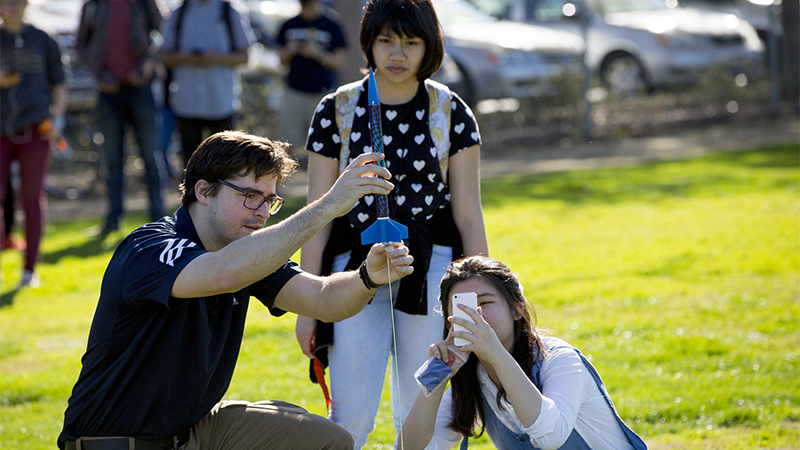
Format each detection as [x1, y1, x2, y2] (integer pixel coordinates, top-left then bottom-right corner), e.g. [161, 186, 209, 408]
[399, 256, 648, 450]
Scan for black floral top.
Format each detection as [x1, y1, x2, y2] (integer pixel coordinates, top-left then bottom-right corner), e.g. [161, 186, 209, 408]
[306, 81, 481, 227]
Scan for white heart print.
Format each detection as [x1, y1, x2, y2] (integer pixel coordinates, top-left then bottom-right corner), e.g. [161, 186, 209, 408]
[384, 135, 392, 146]
[438, 182, 445, 192]
[312, 142, 324, 151]
[416, 109, 424, 120]
[414, 134, 425, 145]
[425, 195, 434, 205]
[471, 131, 479, 141]
[430, 147, 436, 158]
[386, 110, 397, 121]
[399, 123, 409, 134]
[351, 132, 361, 142]
[397, 148, 408, 158]
[356, 106, 366, 117]
[413, 160, 426, 171]
[332, 134, 340, 144]
[364, 195, 374, 206]
[396, 195, 406, 205]
[411, 207, 423, 215]
[411, 183, 423, 192]
[320, 118, 332, 129]
[308, 127, 314, 136]
[428, 173, 436, 182]
[358, 213, 370, 223]
[454, 123, 465, 134]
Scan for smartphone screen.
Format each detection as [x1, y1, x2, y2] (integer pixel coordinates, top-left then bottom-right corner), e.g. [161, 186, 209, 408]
[451, 292, 478, 347]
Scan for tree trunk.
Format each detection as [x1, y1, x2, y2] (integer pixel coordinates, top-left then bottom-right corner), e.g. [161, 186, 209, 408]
[780, 0, 799, 110]
[334, 0, 365, 85]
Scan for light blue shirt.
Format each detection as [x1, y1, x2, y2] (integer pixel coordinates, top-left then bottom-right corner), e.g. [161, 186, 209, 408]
[161, 0, 255, 119]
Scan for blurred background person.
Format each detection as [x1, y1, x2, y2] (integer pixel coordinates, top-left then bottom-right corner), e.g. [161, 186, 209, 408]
[75, 0, 166, 238]
[2, 175, 24, 251]
[1, 0, 66, 287]
[159, 0, 255, 169]
[276, 0, 346, 160]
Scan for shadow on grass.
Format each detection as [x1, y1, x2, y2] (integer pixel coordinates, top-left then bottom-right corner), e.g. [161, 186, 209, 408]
[39, 233, 123, 265]
[39, 197, 308, 266]
[0, 287, 20, 308]
[482, 144, 799, 208]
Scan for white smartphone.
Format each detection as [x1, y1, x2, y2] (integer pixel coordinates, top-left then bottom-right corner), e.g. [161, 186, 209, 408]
[451, 292, 478, 347]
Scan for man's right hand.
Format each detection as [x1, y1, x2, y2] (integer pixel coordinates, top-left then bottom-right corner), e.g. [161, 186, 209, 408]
[318, 152, 394, 219]
[296, 315, 318, 359]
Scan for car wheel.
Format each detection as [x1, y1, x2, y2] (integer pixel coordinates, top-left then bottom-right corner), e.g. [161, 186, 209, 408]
[601, 53, 648, 95]
[452, 61, 476, 107]
[433, 55, 476, 107]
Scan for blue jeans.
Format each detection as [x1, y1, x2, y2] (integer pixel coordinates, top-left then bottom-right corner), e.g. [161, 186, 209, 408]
[328, 245, 452, 449]
[97, 84, 165, 226]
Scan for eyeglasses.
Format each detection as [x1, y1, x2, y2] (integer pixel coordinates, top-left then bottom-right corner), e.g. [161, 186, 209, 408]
[217, 179, 284, 214]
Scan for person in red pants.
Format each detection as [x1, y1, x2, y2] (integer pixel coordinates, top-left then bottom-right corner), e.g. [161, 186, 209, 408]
[1, 0, 67, 287]
[2, 177, 26, 251]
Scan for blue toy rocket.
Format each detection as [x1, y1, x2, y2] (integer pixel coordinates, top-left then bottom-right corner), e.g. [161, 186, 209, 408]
[361, 70, 409, 245]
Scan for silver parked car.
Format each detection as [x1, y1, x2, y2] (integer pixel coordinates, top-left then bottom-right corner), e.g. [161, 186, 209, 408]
[473, 0, 765, 94]
[430, 0, 583, 105]
[244, 0, 584, 105]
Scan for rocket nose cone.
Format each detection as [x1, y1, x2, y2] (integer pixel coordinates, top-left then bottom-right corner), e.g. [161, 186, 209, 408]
[368, 69, 380, 106]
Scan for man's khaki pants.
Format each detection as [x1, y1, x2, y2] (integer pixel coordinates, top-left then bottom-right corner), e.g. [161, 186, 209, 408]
[183, 400, 353, 449]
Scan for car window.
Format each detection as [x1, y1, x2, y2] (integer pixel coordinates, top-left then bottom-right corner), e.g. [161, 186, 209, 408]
[432, 0, 494, 27]
[589, 0, 670, 14]
[533, 0, 570, 21]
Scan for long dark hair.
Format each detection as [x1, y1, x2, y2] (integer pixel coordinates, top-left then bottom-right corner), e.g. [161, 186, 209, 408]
[438, 256, 547, 438]
[359, 0, 445, 81]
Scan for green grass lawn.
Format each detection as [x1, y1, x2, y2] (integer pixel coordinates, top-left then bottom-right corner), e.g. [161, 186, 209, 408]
[1, 142, 798, 449]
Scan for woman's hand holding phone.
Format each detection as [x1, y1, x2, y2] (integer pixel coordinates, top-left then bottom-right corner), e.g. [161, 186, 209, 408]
[448, 296, 507, 366]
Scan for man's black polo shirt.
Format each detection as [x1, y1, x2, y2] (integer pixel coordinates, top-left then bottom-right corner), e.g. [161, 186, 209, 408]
[58, 206, 301, 447]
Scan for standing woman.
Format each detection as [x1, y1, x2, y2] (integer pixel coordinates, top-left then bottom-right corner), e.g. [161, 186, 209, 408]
[296, 0, 488, 446]
[0, 0, 66, 287]
[400, 256, 648, 450]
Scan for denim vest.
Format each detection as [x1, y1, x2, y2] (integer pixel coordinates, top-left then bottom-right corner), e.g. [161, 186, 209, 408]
[460, 345, 647, 450]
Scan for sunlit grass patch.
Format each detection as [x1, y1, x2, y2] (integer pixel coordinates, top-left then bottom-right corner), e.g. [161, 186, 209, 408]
[1, 143, 798, 449]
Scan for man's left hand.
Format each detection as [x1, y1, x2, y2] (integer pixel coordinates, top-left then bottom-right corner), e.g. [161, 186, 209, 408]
[365, 242, 413, 286]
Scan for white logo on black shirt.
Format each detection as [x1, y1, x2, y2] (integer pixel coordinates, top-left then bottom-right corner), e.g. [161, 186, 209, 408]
[159, 238, 197, 267]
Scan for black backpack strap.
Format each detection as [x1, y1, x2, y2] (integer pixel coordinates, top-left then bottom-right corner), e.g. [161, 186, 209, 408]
[173, 0, 236, 52]
[172, 0, 187, 51]
[221, 1, 236, 52]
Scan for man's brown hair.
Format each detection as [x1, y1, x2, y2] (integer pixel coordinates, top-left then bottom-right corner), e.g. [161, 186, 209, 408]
[179, 131, 297, 207]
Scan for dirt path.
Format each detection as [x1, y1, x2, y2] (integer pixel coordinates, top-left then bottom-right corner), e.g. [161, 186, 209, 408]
[46, 115, 799, 223]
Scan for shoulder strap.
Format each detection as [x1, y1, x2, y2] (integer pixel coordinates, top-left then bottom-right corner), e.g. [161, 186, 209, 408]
[174, 0, 235, 52]
[424, 79, 452, 183]
[220, 0, 236, 52]
[173, 1, 186, 50]
[333, 78, 452, 179]
[333, 77, 367, 175]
